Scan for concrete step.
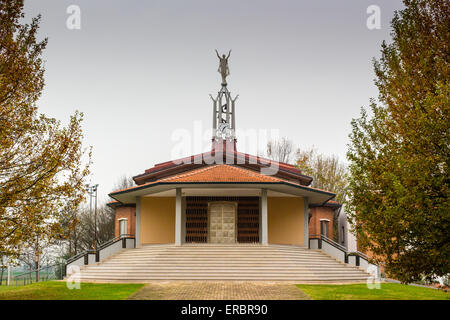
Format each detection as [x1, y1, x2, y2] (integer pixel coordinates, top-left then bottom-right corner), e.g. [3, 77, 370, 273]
[83, 270, 368, 279]
[86, 268, 355, 273]
[94, 263, 349, 268]
[113, 256, 331, 261]
[111, 253, 333, 258]
[102, 260, 338, 266]
[116, 252, 327, 258]
[129, 246, 310, 250]
[75, 244, 371, 282]
[114, 251, 331, 257]
[78, 275, 370, 281]
[127, 246, 309, 251]
[119, 248, 319, 252]
[117, 252, 317, 257]
[81, 272, 366, 277]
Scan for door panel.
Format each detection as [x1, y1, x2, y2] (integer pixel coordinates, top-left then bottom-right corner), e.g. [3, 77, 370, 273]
[209, 203, 236, 243]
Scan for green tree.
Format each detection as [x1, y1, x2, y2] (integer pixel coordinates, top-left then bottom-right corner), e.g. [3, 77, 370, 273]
[295, 148, 348, 241]
[347, 0, 449, 283]
[296, 148, 347, 204]
[0, 0, 90, 260]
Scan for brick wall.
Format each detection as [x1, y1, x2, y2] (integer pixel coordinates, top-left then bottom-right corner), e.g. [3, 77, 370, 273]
[308, 206, 334, 238]
[114, 206, 136, 237]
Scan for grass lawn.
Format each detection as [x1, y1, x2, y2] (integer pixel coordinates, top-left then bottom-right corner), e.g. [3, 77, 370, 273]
[0, 281, 144, 300]
[297, 283, 449, 300]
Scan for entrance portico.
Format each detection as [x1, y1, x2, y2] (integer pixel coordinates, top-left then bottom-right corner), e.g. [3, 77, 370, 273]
[134, 186, 274, 247]
[110, 164, 335, 248]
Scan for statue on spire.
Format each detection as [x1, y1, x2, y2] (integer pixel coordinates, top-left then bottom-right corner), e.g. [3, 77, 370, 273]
[215, 49, 231, 86]
[211, 50, 237, 150]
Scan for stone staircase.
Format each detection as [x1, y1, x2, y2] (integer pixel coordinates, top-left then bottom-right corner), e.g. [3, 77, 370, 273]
[75, 244, 371, 282]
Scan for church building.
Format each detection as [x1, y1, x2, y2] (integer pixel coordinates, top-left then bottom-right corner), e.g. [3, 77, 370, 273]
[68, 52, 374, 282]
[108, 52, 339, 248]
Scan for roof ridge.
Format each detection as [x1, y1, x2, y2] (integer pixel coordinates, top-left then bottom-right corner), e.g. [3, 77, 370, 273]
[140, 151, 307, 178]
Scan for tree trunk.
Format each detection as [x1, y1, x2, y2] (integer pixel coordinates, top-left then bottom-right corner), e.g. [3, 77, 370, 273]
[68, 228, 72, 256]
[35, 248, 40, 282]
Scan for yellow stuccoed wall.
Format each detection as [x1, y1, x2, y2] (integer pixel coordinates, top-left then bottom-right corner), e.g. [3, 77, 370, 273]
[268, 197, 304, 246]
[140, 197, 175, 244]
[140, 196, 304, 245]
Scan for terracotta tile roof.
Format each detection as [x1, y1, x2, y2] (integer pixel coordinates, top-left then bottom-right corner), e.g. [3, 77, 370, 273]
[160, 165, 284, 183]
[109, 165, 335, 201]
[111, 165, 285, 194]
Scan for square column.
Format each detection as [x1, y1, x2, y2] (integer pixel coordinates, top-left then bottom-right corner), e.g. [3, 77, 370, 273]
[175, 188, 182, 245]
[181, 196, 186, 244]
[135, 196, 141, 247]
[304, 197, 309, 247]
[261, 189, 268, 245]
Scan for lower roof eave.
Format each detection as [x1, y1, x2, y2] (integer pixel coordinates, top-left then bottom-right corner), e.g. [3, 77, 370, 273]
[109, 182, 335, 206]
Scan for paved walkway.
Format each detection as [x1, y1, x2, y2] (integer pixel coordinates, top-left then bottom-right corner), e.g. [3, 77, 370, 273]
[127, 281, 311, 300]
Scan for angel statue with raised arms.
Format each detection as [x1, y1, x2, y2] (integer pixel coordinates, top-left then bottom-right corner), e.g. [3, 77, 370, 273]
[215, 49, 231, 85]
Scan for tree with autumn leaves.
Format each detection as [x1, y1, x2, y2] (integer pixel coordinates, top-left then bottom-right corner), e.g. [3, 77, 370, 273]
[347, 0, 449, 283]
[0, 0, 90, 264]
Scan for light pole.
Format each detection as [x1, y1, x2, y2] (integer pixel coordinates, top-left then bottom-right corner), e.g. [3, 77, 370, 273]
[86, 184, 99, 252]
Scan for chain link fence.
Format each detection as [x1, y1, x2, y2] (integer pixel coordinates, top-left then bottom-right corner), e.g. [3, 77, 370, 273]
[0, 263, 66, 286]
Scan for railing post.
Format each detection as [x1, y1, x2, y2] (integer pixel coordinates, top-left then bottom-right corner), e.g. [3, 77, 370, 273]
[344, 252, 348, 264]
[356, 255, 360, 267]
[122, 238, 126, 248]
[84, 253, 88, 265]
[318, 237, 322, 249]
[95, 251, 100, 263]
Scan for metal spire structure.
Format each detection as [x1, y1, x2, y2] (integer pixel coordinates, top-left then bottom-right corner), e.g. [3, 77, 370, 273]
[211, 50, 238, 151]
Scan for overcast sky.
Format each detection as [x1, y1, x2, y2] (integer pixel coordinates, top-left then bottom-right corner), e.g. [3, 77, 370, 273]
[23, 0, 404, 201]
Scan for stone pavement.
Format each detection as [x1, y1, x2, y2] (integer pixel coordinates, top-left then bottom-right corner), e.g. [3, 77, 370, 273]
[127, 281, 312, 300]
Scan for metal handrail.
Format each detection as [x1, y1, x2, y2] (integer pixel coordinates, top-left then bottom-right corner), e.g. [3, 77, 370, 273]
[348, 251, 370, 261]
[309, 234, 348, 252]
[309, 234, 374, 264]
[65, 249, 94, 265]
[97, 234, 135, 251]
[65, 234, 135, 264]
